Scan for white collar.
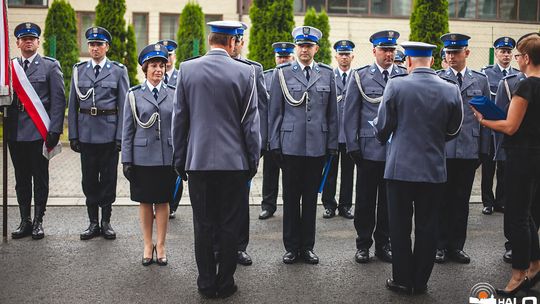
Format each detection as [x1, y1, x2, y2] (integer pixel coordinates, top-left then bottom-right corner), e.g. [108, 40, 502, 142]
[91, 57, 107, 69]
[297, 60, 314, 71]
[338, 67, 352, 77]
[22, 53, 38, 64]
[145, 80, 162, 93]
[497, 63, 510, 74]
[375, 63, 393, 75]
[210, 47, 229, 54]
[451, 67, 467, 76]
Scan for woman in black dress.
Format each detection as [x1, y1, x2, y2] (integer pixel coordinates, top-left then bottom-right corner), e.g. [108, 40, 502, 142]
[472, 33, 540, 296]
[121, 43, 177, 266]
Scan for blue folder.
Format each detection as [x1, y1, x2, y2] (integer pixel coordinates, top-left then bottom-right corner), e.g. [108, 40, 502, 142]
[468, 96, 507, 120]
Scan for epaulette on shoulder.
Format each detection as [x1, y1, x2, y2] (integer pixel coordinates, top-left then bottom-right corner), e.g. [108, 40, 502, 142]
[482, 65, 494, 71]
[440, 76, 458, 85]
[276, 62, 291, 69]
[42, 56, 57, 62]
[234, 58, 252, 66]
[472, 70, 487, 77]
[390, 73, 407, 79]
[129, 84, 142, 92]
[166, 84, 176, 90]
[356, 65, 370, 72]
[397, 65, 407, 71]
[74, 61, 86, 68]
[502, 73, 519, 80]
[244, 58, 263, 68]
[111, 61, 124, 68]
[263, 68, 274, 74]
[183, 55, 201, 63]
[317, 63, 333, 71]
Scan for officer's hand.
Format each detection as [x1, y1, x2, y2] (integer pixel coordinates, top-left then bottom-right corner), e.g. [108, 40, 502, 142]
[271, 149, 284, 167]
[122, 163, 133, 181]
[248, 163, 258, 180]
[70, 139, 81, 153]
[175, 166, 188, 181]
[348, 150, 362, 165]
[45, 132, 60, 149]
[327, 149, 338, 157]
[115, 140, 122, 152]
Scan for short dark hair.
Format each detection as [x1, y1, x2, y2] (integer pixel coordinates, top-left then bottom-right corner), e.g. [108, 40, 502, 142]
[141, 58, 167, 75]
[208, 32, 233, 47]
[517, 33, 540, 65]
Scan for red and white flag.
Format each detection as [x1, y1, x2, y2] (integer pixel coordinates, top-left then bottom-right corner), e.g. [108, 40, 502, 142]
[0, 0, 10, 99]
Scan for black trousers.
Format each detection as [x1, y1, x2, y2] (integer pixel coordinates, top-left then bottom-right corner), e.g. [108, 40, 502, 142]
[354, 159, 389, 250]
[504, 148, 540, 270]
[438, 159, 477, 251]
[80, 142, 119, 208]
[387, 180, 443, 289]
[238, 181, 250, 251]
[169, 179, 184, 212]
[322, 143, 354, 211]
[505, 185, 540, 250]
[261, 150, 280, 213]
[480, 153, 505, 208]
[282, 155, 325, 252]
[8, 140, 49, 220]
[188, 171, 247, 294]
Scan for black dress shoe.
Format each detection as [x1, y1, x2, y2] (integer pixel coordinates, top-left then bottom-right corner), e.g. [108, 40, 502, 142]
[283, 251, 298, 264]
[302, 250, 319, 264]
[375, 244, 392, 263]
[494, 205, 505, 213]
[338, 208, 354, 219]
[218, 284, 238, 299]
[503, 249, 512, 263]
[413, 285, 428, 295]
[80, 222, 101, 240]
[258, 210, 274, 220]
[31, 220, 44, 240]
[496, 277, 529, 297]
[101, 221, 116, 240]
[169, 211, 176, 219]
[237, 251, 253, 266]
[355, 249, 370, 263]
[449, 249, 470, 264]
[482, 206, 493, 215]
[322, 208, 335, 219]
[12, 219, 32, 239]
[434, 249, 447, 263]
[385, 279, 412, 295]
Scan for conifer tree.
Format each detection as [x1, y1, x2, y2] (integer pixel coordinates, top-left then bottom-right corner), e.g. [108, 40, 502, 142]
[176, 1, 206, 65]
[303, 7, 331, 64]
[95, 0, 127, 64]
[125, 24, 139, 85]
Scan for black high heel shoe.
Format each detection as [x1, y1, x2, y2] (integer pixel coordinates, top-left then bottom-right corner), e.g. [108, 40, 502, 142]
[156, 246, 168, 266]
[141, 245, 155, 266]
[496, 277, 530, 297]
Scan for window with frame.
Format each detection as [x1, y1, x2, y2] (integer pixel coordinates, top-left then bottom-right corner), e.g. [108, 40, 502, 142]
[76, 12, 95, 56]
[8, 0, 47, 7]
[133, 13, 148, 54]
[160, 14, 180, 41]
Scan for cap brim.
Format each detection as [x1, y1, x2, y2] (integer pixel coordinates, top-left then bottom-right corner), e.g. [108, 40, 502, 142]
[295, 41, 317, 45]
[17, 33, 39, 38]
[443, 46, 466, 51]
[375, 45, 397, 49]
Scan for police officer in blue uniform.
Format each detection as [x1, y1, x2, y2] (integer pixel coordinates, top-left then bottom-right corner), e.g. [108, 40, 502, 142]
[259, 42, 295, 220]
[269, 26, 338, 264]
[321, 39, 356, 220]
[157, 39, 181, 219]
[8, 22, 66, 239]
[479, 36, 518, 215]
[68, 26, 130, 240]
[122, 43, 176, 266]
[172, 21, 260, 298]
[375, 41, 463, 295]
[157, 39, 179, 88]
[343, 30, 407, 264]
[394, 50, 406, 66]
[435, 33, 490, 264]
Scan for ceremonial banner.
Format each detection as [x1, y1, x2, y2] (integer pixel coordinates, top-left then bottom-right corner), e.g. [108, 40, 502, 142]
[0, 0, 10, 105]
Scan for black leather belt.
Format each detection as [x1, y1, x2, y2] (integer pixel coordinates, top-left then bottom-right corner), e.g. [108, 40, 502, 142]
[80, 107, 117, 116]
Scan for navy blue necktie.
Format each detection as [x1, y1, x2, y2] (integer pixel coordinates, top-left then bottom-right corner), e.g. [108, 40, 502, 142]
[457, 72, 463, 87]
[94, 65, 101, 78]
[305, 66, 311, 81]
[23, 60, 29, 72]
[383, 70, 389, 83]
[503, 69, 507, 77]
[152, 88, 158, 100]
[342, 72, 347, 86]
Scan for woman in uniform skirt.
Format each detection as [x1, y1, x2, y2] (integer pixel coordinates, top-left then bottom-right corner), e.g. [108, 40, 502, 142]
[121, 43, 176, 266]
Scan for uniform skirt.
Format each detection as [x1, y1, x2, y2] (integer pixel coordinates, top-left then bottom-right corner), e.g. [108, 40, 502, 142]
[130, 165, 176, 204]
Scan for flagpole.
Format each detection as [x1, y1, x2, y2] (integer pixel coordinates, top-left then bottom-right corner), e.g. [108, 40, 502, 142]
[1, 0, 11, 242]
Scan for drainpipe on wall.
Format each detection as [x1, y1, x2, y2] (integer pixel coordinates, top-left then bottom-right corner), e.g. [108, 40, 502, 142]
[238, 0, 243, 21]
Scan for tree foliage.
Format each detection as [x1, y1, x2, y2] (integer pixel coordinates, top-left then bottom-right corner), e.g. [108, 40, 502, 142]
[176, 1, 206, 66]
[248, 0, 295, 69]
[95, 0, 127, 64]
[43, 0, 79, 93]
[125, 24, 139, 85]
[303, 7, 331, 64]
[409, 0, 449, 70]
